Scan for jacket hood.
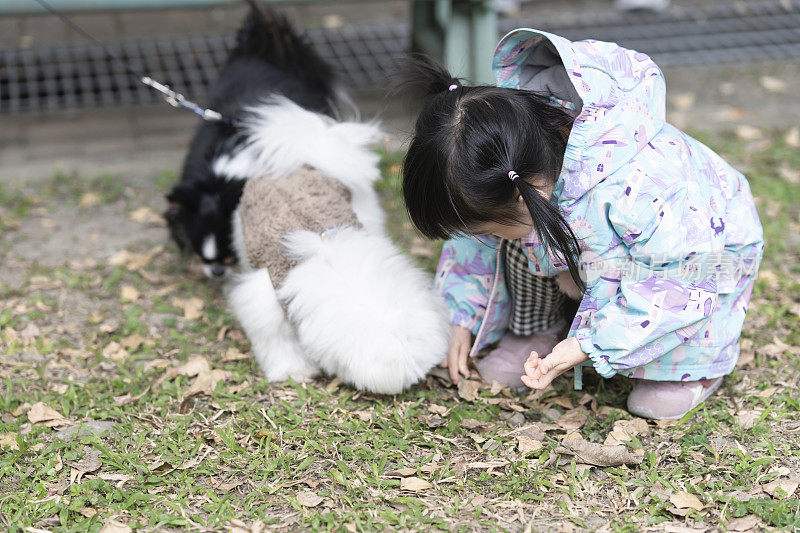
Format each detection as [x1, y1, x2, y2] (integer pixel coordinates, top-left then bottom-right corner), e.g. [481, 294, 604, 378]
[492, 29, 667, 206]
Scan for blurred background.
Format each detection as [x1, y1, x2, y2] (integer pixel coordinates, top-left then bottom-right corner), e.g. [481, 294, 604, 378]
[1, 0, 799, 181]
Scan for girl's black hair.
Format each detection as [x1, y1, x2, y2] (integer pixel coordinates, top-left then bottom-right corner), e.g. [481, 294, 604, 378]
[396, 55, 585, 290]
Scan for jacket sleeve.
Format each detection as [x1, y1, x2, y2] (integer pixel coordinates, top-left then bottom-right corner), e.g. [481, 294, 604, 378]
[434, 235, 500, 336]
[572, 184, 719, 378]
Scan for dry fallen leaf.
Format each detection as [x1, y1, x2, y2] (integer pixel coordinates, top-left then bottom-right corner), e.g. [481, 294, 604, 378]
[426, 414, 444, 428]
[385, 467, 416, 477]
[428, 404, 448, 416]
[457, 380, 481, 402]
[156, 355, 212, 390]
[102, 342, 130, 362]
[400, 477, 432, 491]
[352, 410, 372, 422]
[549, 395, 575, 410]
[96, 472, 135, 489]
[735, 125, 763, 141]
[516, 435, 543, 454]
[0, 433, 19, 450]
[757, 270, 780, 288]
[654, 418, 679, 428]
[605, 418, 651, 445]
[120, 285, 140, 302]
[669, 491, 705, 511]
[19, 323, 40, 342]
[726, 515, 760, 531]
[735, 410, 761, 430]
[3, 327, 20, 345]
[778, 165, 800, 185]
[489, 380, 511, 396]
[503, 416, 537, 433]
[171, 355, 210, 377]
[459, 418, 485, 430]
[297, 491, 324, 507]
[183, 369, 231, 399]
[556, 439, 644, 467]
[325, 378, 341, 393]
[11, 402, 31, 417]
[27, 402, 66, 425]
[222, 347, 250, 362]
[556, 409, 588, 431]
[120, 333, 148, 351]
[596, 406, 628, 418]
[758, 387, 778, 398]
[79, 192, 100, 208]
[760, 337, 800, 358]
[68, 449, 102, 473]
[663, 524, 706, 533]
[108, 249, 160, 271]
[79, 507, 98, 518]
[129, 206, 165, 225]
[763, 477, 800, 499]
[172, 297, 204, 320]
[99, 519, 132, 533]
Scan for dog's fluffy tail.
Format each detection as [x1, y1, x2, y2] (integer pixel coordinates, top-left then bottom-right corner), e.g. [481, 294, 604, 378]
[233, 0, 336, 100]
[277, 228, 451, 395]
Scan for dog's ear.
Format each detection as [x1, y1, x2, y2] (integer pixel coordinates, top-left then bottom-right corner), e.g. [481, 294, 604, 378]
[164, 204, 191, 251]
[166, 182, 198, 209]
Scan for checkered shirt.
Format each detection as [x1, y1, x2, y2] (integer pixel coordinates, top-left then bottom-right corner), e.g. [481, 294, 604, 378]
[503, 238, 568, 336]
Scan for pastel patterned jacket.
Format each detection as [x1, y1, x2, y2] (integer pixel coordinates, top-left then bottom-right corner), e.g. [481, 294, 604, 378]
[435, 29, 764, 382]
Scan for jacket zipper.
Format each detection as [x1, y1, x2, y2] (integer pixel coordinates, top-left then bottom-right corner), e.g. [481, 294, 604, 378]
[469, 238, 505, 357]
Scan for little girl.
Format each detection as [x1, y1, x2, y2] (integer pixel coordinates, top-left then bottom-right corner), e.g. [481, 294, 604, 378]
[400, 29, 763, 419]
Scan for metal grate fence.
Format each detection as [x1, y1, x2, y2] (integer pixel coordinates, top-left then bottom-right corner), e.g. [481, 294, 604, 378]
[2, 0, 799, 114]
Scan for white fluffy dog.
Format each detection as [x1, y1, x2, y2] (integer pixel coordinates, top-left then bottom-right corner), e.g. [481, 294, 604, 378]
[223, 97, 451, 394]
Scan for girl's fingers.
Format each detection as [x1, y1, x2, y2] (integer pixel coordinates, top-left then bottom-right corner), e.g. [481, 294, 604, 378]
[534, 373, 555, 390]
[523, 352, 538, 375]
[458, 347, 469, 377]
[522, 358, 575, 391]
[448, 346, 461, 383]
[522, 372, 550, 390]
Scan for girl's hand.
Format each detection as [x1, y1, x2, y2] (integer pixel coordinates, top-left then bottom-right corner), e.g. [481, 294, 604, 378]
[521, 337, 589, 390]
[441, 325, 471, 384]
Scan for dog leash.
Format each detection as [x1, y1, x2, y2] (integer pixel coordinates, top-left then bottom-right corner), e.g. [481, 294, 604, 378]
[30, 0, 239, 127]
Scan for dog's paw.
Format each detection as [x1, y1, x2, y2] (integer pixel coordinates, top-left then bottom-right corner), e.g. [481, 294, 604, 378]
[262, 352, 320, 383]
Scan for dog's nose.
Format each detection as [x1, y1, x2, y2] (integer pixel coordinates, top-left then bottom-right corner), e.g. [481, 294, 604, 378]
[210, 264, 226, 277]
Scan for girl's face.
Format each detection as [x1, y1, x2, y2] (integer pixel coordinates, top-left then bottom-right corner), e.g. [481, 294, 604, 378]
[471, 222, 532, 240]
[470, 200, 534, 240]
[469, 179, 553, 240]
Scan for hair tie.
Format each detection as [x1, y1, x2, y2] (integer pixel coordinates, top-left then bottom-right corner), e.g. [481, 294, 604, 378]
[508, 170, 519, 181]
[448, 84, 458, 91]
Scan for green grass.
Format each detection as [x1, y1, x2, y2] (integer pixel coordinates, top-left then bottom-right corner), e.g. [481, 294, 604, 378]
[0, 131, 799, 531]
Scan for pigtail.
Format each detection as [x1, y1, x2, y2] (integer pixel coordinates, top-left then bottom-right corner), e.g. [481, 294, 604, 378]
[513, 177, 585, 292]
[389, 54, 462, 101]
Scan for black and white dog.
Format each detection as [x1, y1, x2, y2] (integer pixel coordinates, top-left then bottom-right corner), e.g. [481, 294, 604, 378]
[166, 2, 450, 393]
[164, 0, 351, 277]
